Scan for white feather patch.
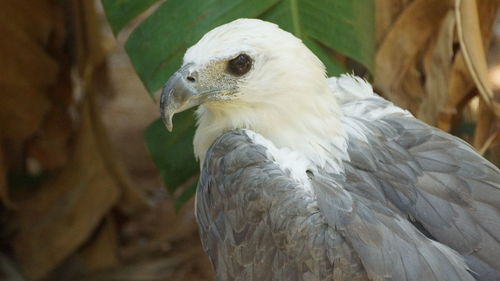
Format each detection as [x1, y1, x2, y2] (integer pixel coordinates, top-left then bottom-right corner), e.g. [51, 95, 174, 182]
[329, 74, 374, 104]
[244, 130, 314, 193]
[331, 74, 412, 120]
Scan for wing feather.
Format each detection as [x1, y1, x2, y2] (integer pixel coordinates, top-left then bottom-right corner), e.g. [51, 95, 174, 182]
[339, 93, 500, 280]
[313, 172, 476, 281]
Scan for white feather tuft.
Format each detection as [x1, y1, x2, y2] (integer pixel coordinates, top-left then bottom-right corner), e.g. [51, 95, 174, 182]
[245, 130, 314, 192]
[328, 74, 374, 104]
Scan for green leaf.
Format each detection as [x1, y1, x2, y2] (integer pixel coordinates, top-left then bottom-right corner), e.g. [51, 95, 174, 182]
[103, 0, 374, 207]
[144, 111, 198, 192]
[175, 182, 198, 210]
[102, 0, 158, 35]
[122, 0, 374, 94]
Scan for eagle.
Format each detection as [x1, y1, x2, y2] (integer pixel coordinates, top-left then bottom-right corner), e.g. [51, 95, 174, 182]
[159, 19, 500, 281]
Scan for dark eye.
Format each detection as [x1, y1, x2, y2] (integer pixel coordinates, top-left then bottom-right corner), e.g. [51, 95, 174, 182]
[227, 54, 252, 76]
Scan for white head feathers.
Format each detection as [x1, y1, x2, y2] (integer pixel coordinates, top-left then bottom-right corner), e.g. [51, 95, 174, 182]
[187, 19, 348, 170]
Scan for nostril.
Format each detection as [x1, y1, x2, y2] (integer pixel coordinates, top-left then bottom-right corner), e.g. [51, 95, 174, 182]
[187, 76, 196, 82]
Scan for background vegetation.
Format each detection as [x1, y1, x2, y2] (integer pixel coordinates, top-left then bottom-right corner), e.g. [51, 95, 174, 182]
[0, 0, 498, 280]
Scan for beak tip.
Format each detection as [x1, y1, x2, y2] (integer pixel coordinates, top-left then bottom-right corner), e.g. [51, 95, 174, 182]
[166, 122, 173, 132]
[159, 63, 198, 133]
[161, 113, 174, 132]
[160, 87, 174, 133]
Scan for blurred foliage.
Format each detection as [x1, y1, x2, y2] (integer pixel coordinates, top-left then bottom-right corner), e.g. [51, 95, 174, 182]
[101, 0, 158, 34]
[102, 0, 375, 206]
[7, 172, 50, 192]
[144, 110, 198, 206]
[374, 0, 499, 160]
[0, 1, 148, 279]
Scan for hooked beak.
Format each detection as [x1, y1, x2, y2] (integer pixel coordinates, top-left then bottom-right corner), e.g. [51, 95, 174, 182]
[160, 63, 201, 132]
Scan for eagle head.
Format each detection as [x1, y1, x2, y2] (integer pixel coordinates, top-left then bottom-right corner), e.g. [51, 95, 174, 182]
[160, 18, 343, 164]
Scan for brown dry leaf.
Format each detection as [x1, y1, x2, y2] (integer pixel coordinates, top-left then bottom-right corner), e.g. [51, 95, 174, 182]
[438, 51, 476, 131]
[0, 156, 6, 206]
[2, 0, 148, 279]
[26, 107, 74, 172]
[398, 63, 427, 113]
[11, 100, 120, 280]
[375, 0, 412, 46]
[0, 141, 14, 208]
[80, 0, 111, 73]
[88, 91, 151, 215]
[474, 98, 497, 150]
[0, 1, 59, 141]
[455, 0, 500, 116]
[0, 2, 59, 86]
[374, 0, 454, 109]
[0, 254, 25, 281]
[119, 196, 198, 262]
[77, 247, 213, 281]
[470, 0, 499, 153]
[76, 0, 150, 215]
[0, 1, 55, 44]
[0, 0, 77, 177]
[80, 216, 120, 272]
[417, 11, 456, 125]
[0, 83, 52, 142]
[445, 0, 499, 151]
[479, 131, 498, 155]
[438, 0, 497, 132]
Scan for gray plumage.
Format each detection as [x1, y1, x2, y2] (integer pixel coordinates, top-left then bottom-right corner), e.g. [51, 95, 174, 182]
[196, 95, 500, 281]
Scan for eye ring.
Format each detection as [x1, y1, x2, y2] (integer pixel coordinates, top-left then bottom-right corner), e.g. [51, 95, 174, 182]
[227, 54, 252, 76]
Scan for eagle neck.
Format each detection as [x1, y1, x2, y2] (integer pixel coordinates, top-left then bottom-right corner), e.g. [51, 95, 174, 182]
[194, 89, 349, 172]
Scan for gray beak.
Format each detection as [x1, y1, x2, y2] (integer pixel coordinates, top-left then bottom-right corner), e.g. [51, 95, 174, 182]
[160, 63, 200, 131]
